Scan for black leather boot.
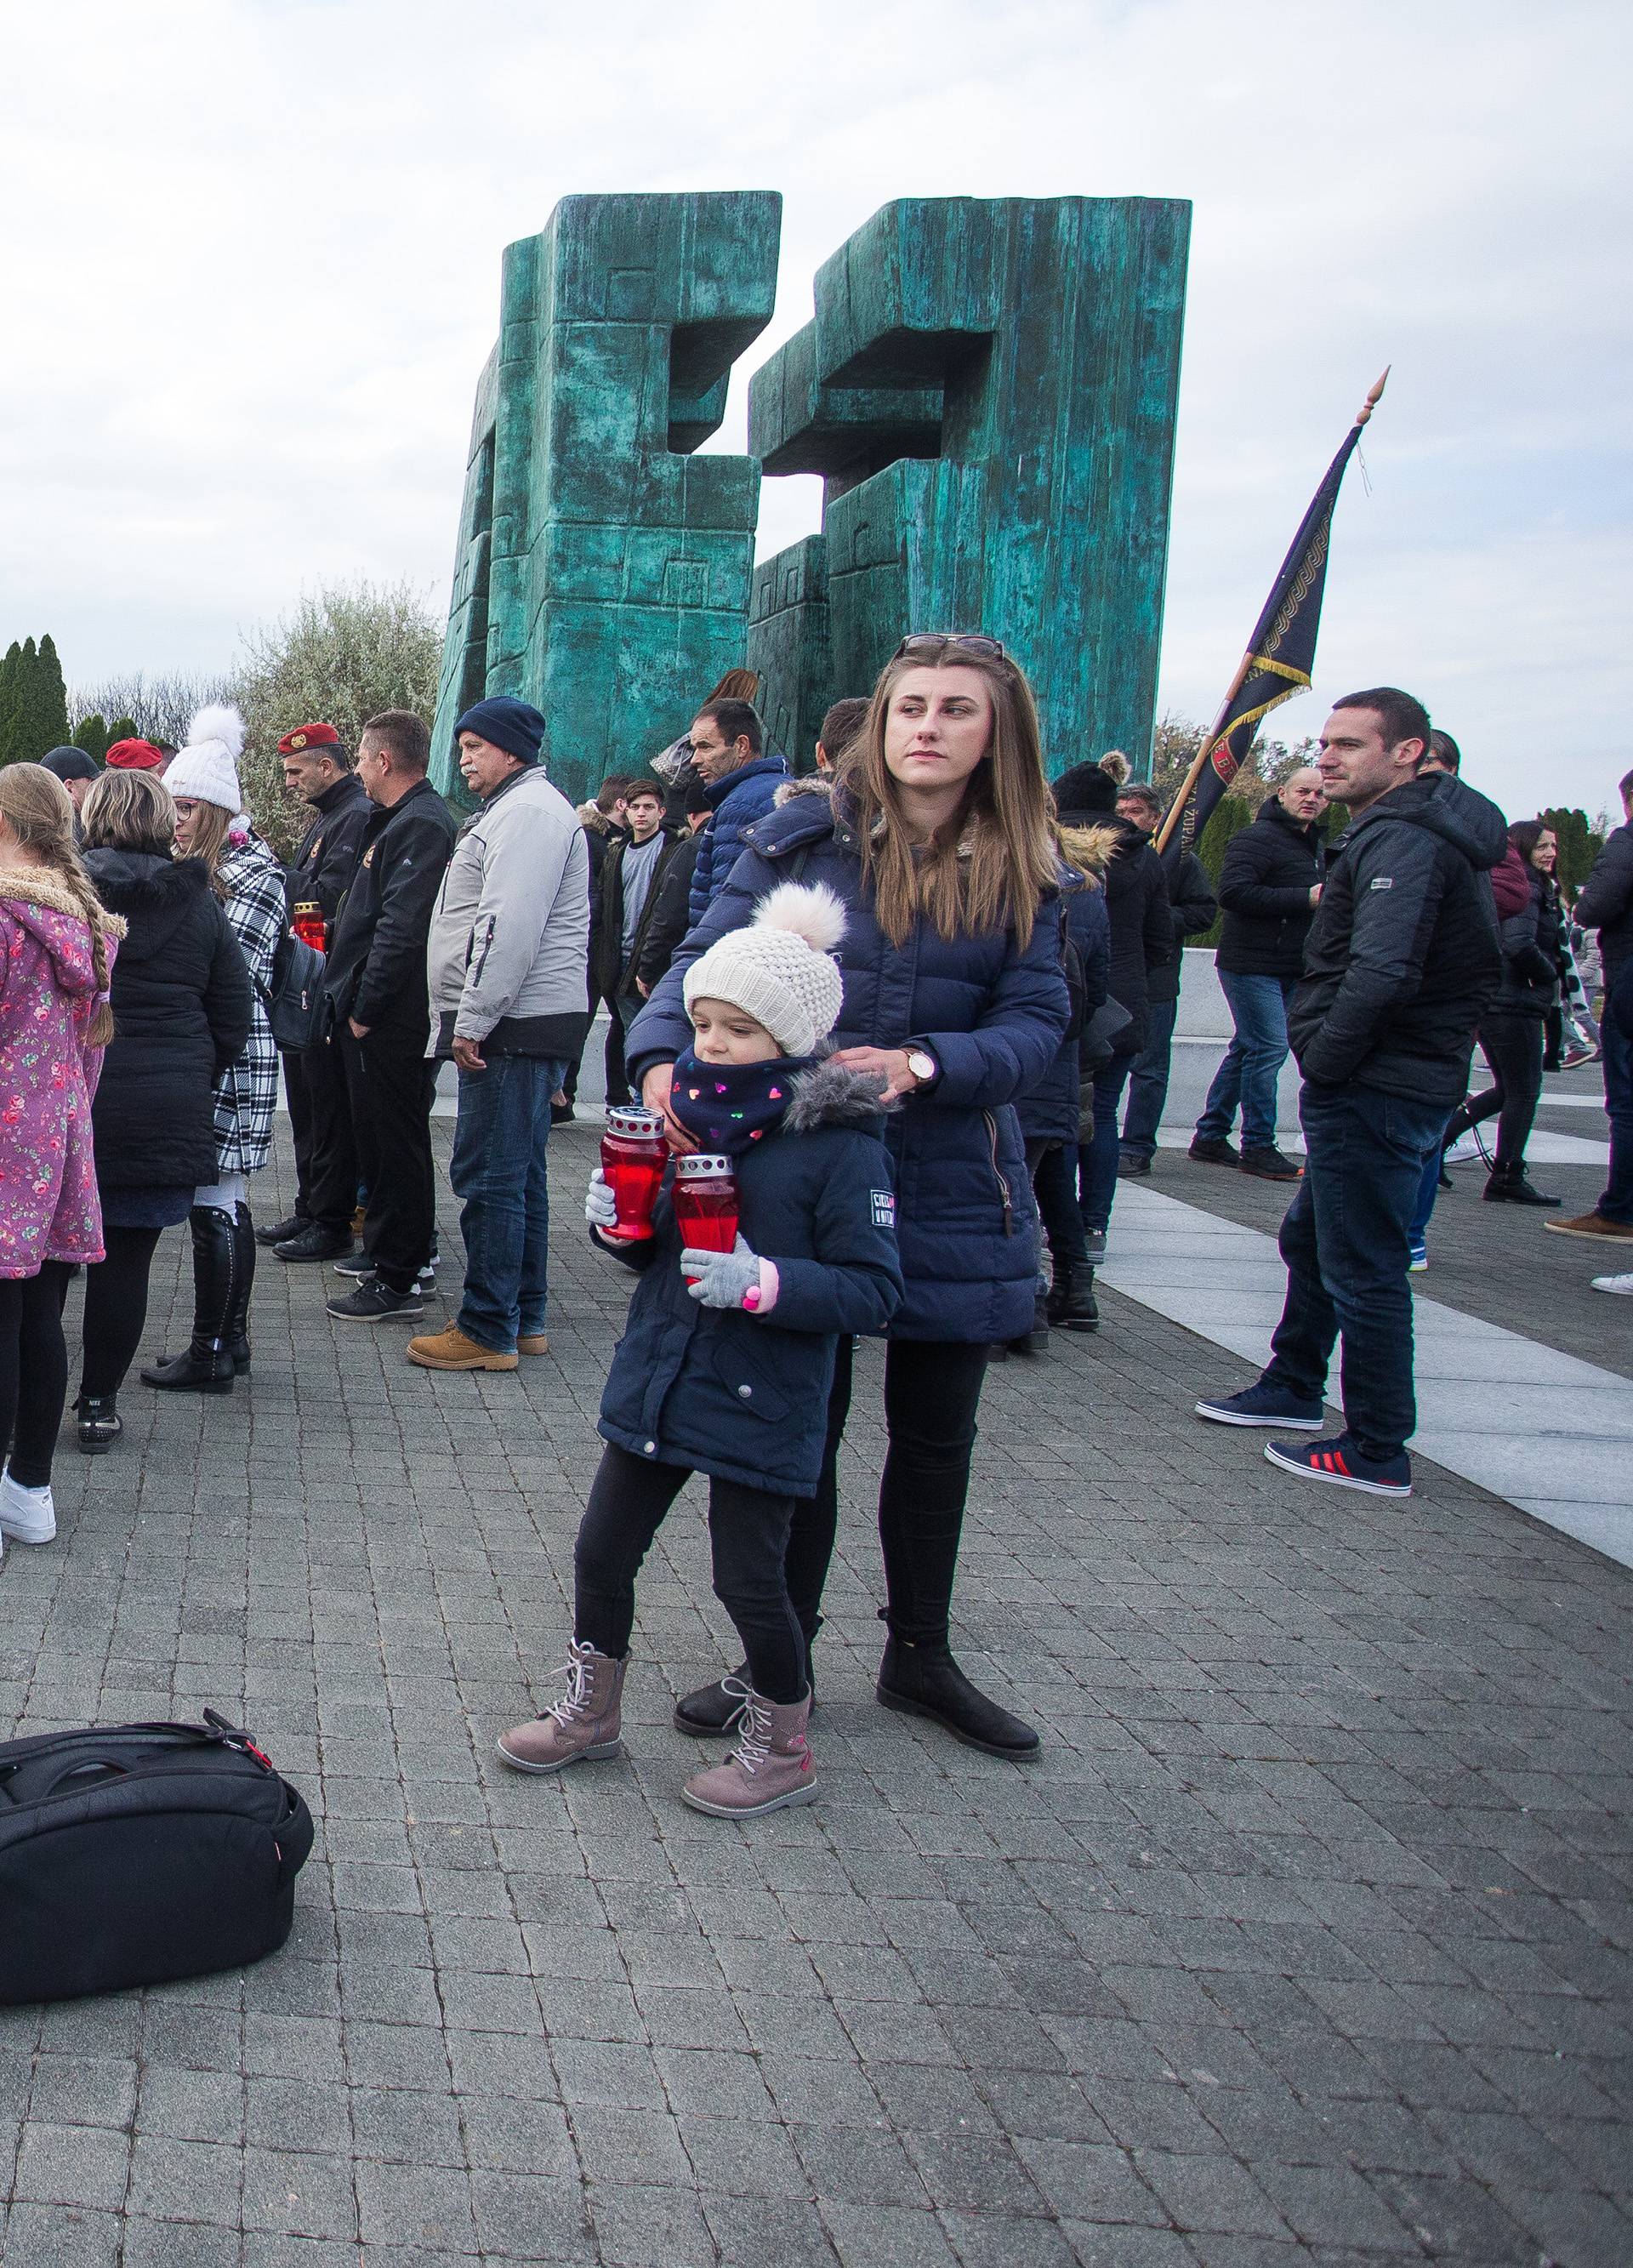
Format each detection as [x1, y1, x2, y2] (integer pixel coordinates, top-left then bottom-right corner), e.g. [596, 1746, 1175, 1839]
[1482, 1164, 1562, 1208]
[876, 1632, 1039, 1757]
[225, 1203, 255, 1373]
[76, 1393, 122, 1455]
[141, 1207, 237, 1393]
[1047, 1257, 1099, 1332]
[674, 1621, 821, 1734]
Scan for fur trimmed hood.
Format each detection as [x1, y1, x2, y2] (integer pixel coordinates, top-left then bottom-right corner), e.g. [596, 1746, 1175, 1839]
[0, 865, 122, 997]
[1057, 822, 1120, 883]
[773, 774, 834, 807]
[782, 1051, 900, 1134]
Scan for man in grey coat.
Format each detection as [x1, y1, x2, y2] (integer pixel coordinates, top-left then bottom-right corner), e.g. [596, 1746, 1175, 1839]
[410, 697, 591, 1372]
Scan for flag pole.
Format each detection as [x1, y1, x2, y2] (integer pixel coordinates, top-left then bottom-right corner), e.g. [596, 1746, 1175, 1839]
[1152, 368, 1390, 860]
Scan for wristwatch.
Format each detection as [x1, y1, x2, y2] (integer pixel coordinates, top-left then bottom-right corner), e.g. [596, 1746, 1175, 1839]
[905, 1048, 938, 1089]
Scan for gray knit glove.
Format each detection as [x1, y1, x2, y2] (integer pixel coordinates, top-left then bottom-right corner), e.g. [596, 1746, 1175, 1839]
[681, 1234, 764, 1309]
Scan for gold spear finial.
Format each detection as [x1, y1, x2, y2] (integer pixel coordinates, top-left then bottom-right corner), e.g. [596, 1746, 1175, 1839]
[1356, 367, 1390, 426]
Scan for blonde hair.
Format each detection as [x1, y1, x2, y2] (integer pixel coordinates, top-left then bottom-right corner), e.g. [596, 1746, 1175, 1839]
[837, 639, 1057, 949]
[0, 765, 116, 1046]
[82, 769, 177, 856]
[172, 796, 235, 898]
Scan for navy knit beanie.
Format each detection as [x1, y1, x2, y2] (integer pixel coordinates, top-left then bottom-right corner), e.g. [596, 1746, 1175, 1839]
[453, 696, 546, 767]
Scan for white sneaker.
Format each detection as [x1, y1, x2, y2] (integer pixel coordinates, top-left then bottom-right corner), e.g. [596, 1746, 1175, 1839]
[0, 1471, 55, 1545]
[1442, 1133, 1483, 1166]
[1590, 1272, 1633, 1296]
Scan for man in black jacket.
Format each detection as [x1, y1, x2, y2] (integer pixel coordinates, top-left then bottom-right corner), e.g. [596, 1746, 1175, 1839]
[590, 778, 694, 1039]
[1549, 766, 1633, 1248]
[1190, 767, 1325, 1181]
[321, 710, 457, 1323]
[1113, 782, 1217, 1176]
[262, 723, 373, 1262]
[1196, 688, 1505, 1498]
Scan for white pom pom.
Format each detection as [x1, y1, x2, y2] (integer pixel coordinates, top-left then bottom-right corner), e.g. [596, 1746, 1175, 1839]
[750, 880, 847, 953]
[186, 703, 246, 761]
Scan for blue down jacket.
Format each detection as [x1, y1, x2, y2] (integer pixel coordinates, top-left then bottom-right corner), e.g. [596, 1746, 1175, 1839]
[1016, 875, 1111, 1144]
[628, 791, 1071, 1344]
[597, 1060, 902, 1496]
[688, 755, 789, 922]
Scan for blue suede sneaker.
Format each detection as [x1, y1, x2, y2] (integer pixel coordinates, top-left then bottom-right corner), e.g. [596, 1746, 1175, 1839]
[1194, 1382, 1325, 1429]
[1264, 1433, 1412, 1496]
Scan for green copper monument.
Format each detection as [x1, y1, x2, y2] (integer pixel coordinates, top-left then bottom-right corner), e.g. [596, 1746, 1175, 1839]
[748, 197, 1190, 773]
[431, 191, 781, 805]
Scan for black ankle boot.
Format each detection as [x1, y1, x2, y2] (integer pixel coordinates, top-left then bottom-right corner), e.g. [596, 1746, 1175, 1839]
[225, 1203, 255, 1372]
[141, 1206, 237, 1393]
[1002, 1292, 1050, 1357]
[1047, 1257, 1099, 1332]
[1482, 1165, 1562, 1208]
[876, 1633, 1039, 1757]
[674, 1621, 821, 1734]
[76, 1393, 122, 1455]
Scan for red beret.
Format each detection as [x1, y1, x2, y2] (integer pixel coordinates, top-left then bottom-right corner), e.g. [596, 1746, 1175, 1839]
[276, 721, 342, 755]
[105, 739, 167, 772]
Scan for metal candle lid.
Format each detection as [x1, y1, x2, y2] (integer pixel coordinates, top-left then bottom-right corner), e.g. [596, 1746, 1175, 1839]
[605, 1105, 664, 1138]
[674, 1153, 734, 1179]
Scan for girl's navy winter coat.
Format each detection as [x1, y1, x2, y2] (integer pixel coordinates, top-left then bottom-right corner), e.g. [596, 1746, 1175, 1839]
[627, 791, 1071, 1345]
[597, 1062, 902, 1496]
[1016, 877, 1110, 1144]
[83, 848, 253, 1190]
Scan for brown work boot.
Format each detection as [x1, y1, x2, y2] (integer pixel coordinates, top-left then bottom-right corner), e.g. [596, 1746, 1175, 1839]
[517, 1333, 550, 1356]
[407, 1323, 519, 1371]
[496, 1641, 626, 1774]
[1543, 1211, 1633, 1244]
[680, 1684, 817, 1818]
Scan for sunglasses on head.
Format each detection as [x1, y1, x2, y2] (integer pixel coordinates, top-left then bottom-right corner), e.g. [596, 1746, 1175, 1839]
[892, 632, 1007, 661]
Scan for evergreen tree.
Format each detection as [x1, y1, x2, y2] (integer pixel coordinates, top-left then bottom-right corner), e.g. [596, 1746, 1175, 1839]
[106, 715, 139, 747]
[31, 635, 69, 757]
[72, 714, 111, 764]
[0, 643, 23, 766]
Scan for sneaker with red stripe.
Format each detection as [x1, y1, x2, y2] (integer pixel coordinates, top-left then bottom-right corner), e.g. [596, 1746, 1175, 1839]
[1263, 1433, 1412, 1496]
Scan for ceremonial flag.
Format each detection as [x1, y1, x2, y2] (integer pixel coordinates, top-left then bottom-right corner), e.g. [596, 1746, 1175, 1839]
[1156, 370, 1389, 865]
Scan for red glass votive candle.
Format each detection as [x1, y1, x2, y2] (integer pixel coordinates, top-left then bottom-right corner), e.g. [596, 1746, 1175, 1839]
[671, 1154, 738, 1280]
[599, 1106, 669, 1240]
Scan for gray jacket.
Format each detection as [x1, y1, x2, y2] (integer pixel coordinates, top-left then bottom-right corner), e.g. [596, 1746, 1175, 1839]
[425, 766, 592, 1059]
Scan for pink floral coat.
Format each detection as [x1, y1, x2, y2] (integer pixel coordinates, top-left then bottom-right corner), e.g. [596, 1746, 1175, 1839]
[0, 870, 119, 1279]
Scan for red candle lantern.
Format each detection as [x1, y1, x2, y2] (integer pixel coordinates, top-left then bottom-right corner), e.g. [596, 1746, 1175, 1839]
[671, 1154, 738, 1280]
[599, 1106, 669, 1240]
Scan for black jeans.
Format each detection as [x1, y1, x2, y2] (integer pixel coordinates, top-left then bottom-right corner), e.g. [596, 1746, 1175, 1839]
[79, 1225, 164, 1399]
[288, 1037, 357, 1232]
[335, 1029, 437, 1293]
[575, 1445, 805, 1704]
[0, 1266, 69, 1488]
[780, 1335, 992, 1651]
[1441, 1013, 1544, 1170]
[1264, 1080, 1449, 1461]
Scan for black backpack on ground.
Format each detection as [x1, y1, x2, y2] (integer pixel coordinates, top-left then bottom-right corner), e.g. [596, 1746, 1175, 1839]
[0, 1712, 314, 2004]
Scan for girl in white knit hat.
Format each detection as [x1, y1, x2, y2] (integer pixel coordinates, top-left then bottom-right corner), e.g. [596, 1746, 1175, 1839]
[141, 704, 287, 1393]
[498, 881, 902, 1819]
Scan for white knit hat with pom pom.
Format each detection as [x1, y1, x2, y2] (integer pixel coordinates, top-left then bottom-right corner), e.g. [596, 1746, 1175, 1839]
[683, 881, 846, 1057]
[165, 703, 248, 814]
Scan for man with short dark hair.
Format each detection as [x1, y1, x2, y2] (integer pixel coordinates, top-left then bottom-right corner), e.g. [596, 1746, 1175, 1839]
[592, 778, 691, 1033]
[686, 698, 786, 920]
[1196, 687, 1507, 1496]
[1554, 765, 1633, 1255]
[816, 696, 868, 774]
[41, 745, 100, 815]
[264, 723, 373, 1262]
[1116, 783, 1216, 1176]
[322, 709, 457, 1325]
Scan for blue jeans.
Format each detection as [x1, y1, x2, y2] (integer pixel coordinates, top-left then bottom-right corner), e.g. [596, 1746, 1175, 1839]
[1120, 997, 1177, 1160]
[1264, 1081, 1449, 1460]
[1197, 972, 1297, 1151]
[450, 1054, 567, 1352]
[1081, 1053, 1135, 1234]
[1408, 1120, 1454, 1248]
[1597, 967, 1633, 1223]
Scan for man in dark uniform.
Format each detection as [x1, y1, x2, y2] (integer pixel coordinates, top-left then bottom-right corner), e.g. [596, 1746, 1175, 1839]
[261, 723, 373, 1262]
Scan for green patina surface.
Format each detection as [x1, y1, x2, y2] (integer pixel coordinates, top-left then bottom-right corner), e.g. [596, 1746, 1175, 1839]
[431, 191, 781, 807]
[434, 192, 1187, 799]
[748, 197, 1190, 777]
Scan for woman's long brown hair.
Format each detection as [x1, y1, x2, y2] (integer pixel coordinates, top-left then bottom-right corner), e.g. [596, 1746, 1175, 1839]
[0, 764, 116, 1045]
[837, 639, 1057, 948]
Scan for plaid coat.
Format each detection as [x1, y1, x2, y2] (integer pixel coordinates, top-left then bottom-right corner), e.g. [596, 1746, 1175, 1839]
[211, 835, 283, 1175]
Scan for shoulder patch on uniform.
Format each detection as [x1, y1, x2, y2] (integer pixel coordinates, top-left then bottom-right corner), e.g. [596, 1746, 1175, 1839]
[1369, 875, 1393, 889]
[871, 1190, 896, 1230]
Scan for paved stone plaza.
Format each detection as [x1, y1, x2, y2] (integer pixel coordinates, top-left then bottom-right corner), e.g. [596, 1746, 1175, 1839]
[0, 1113, 1629, 2267]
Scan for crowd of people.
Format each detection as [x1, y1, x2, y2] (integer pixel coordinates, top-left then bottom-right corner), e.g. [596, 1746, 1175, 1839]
[0, 647, 1626, 1819]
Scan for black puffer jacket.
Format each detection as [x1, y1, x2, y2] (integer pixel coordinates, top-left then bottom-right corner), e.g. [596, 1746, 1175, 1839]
[1150, 848, 1217, 1005]
[84, 850, 253, 1189]
[1216, 796, 1326, 978]
[1576, 822, 1633, 989]
[1489, 867, 1561, 1020]
[1288, 773, 1506, 1107]
[1066, 818, 1171, 1054]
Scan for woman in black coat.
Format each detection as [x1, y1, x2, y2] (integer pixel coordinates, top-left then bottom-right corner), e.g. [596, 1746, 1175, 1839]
[75, 772, 252, 1449]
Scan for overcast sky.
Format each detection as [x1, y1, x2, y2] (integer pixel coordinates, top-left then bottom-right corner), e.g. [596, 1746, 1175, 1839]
[1, 0, 1626, 817]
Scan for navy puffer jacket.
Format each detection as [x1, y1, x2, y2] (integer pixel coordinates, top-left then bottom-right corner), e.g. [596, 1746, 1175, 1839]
[628, 794, 1071, 1344]
[1016, 876, 1111, 1144]
[597, 1061, 902, 1496]
[687, 755, 789, 922]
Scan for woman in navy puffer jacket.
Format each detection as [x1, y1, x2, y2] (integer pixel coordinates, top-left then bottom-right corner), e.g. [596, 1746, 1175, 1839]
[627, 635, 1069, 1757]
